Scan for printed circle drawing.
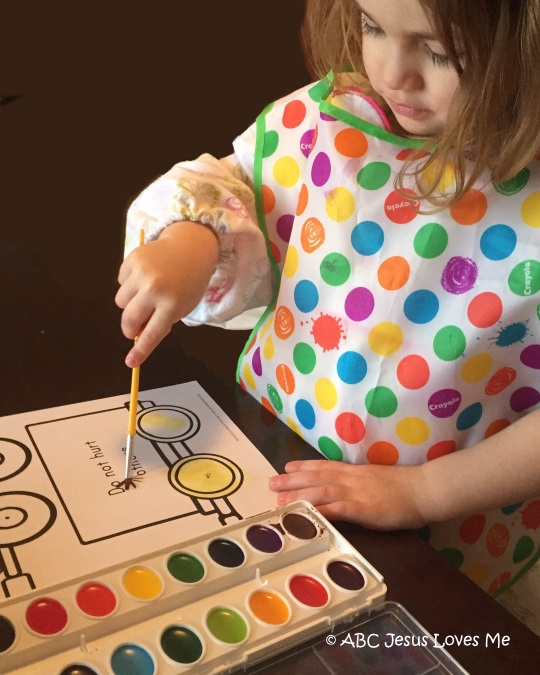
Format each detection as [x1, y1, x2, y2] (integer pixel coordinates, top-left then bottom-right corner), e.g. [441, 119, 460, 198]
[0, 507, 28, 529]
[136, 406, 200, 442]
[0, 492, 57, 546]
[169, 455, 243, 499]
[0, 438, 32, 481]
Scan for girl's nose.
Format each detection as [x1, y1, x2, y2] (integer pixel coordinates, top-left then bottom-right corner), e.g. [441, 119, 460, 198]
[383, 48, 423, 92]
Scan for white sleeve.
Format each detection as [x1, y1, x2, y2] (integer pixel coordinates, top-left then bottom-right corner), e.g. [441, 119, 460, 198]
[124, 140, 274, 330]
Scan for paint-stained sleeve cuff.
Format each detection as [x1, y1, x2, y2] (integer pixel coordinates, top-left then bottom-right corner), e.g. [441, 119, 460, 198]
[124, 152, 273, 327]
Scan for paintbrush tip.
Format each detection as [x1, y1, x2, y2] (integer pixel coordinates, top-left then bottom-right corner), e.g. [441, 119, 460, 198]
[125, 434, 135, 479]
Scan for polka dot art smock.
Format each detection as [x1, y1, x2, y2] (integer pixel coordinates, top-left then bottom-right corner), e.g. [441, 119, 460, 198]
[126, 77, 540, 595]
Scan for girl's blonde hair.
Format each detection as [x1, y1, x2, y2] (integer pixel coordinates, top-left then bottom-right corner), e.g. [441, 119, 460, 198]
[301, 0, 540, 210]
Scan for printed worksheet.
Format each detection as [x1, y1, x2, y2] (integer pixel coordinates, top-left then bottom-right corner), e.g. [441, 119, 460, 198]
[0, 382, 278, 599]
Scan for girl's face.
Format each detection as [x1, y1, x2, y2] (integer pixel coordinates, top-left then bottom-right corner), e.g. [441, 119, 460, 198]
[357, 0, 460, 136]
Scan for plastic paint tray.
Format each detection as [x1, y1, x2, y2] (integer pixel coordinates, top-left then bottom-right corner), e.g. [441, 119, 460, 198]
[250, 601, 469, 674]
[1, 502, 468, 674]
[1, 502, 388, 674]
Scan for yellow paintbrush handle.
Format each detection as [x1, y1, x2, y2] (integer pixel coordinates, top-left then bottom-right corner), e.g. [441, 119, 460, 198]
[126, 228, 145, 436]
[127, 362, 140, 436]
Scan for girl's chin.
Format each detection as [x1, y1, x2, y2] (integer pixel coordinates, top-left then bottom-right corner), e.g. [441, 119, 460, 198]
[393, 114, 442, 138]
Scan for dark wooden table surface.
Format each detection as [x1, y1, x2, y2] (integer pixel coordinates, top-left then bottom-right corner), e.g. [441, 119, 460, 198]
[1, 246, 539, 675]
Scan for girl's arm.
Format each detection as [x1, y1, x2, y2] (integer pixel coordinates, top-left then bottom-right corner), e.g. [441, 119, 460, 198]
[117, 152, 272, 366]
[270, 408, 540, 529]
[421, 407, 540, 522]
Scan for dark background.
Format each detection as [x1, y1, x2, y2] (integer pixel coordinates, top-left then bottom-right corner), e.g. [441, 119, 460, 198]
[0, 1, 310, 396]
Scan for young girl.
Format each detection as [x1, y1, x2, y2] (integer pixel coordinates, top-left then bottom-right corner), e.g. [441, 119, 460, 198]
[116, 0, 540, 597]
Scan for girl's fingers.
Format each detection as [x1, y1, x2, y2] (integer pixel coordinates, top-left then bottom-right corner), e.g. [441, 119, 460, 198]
[114, 276, 138, 310]
[117, 256, 134, 285]
[274, 482, 369, 527]
[269, 470, 335, 492]
[276, 483, 352, 509]
[284, 459, 351, 475]
[270, 462, 357, 493]
[125, 308, 171, 367]
[120, 291, 155, 341]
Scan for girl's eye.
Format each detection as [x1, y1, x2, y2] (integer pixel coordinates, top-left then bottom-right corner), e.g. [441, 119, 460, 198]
[361, 13, 453, 70]
[361, 18, 384, 37]
[428, 48, 451, 68]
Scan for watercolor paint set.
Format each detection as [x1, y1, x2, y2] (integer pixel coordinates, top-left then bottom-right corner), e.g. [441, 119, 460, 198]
[1, 502, 389, 674]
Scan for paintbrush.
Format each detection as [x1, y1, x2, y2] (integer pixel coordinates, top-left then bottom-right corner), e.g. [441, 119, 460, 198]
[124, 228, 145, 481]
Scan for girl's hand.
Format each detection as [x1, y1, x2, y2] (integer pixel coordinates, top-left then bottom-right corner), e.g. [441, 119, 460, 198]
[269, 460, 429, 530]
[115, 221, 218, 367]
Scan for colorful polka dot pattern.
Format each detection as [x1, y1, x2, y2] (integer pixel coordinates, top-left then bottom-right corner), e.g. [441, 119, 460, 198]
[426, 498, 540, 594]
[238, 83, 540, 594]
